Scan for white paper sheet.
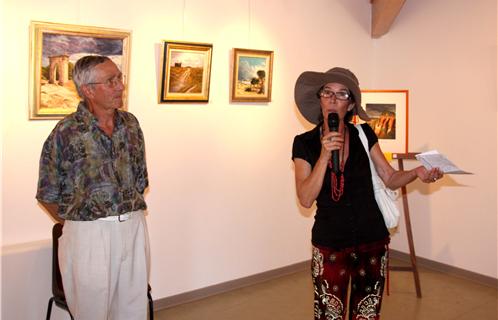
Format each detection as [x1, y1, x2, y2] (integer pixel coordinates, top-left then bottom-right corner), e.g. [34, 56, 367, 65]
[415, 150, 472, 174]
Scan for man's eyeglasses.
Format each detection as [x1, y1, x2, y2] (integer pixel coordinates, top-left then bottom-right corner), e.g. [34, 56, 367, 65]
[87, 75, 123, 88]
[319, 90, 350, 101]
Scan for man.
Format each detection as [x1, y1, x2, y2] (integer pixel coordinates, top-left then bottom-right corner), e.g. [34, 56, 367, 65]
[36, 55, 150, 320]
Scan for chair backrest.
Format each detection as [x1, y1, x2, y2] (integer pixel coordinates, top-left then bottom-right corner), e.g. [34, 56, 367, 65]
[52, 223, 65, 300]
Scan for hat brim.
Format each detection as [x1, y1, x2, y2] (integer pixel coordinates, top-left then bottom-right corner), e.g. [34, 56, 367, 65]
[294, 71, 370, 124]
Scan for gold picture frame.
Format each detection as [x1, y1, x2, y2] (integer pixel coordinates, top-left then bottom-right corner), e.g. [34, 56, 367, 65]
[357, 90, 409, 153]
[29, 21, 131, 120]
[231, 48, 273, 102]
[160, 41, 213, 102]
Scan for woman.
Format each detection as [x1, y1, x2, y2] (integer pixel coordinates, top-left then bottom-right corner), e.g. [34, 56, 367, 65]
[292, 67, 443, 320]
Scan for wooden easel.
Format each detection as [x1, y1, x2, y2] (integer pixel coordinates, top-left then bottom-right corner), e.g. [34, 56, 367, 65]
[390, 152, 422, 298]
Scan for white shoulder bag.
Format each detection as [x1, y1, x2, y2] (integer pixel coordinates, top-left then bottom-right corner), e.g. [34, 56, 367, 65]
[356, 124, 400, 229]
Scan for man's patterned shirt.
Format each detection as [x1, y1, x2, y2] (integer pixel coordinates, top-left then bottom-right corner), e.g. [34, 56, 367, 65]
[36, 102, 148, 221]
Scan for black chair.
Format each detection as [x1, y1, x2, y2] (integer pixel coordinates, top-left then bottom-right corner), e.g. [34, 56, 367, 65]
[46, 223, 73, 320]
[148, 284, 154, 320]
[46, 223, 154, 320]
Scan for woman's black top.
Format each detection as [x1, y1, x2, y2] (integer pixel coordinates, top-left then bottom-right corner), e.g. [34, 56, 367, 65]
[292, 122, 389, 250]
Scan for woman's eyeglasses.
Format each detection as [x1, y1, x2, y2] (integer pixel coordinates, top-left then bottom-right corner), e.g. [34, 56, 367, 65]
[319, 90, 350, 101]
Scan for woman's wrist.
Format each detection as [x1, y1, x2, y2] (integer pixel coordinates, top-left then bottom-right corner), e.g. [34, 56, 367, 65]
[413, 166, 424, 181]
[317, 153, 330, 166]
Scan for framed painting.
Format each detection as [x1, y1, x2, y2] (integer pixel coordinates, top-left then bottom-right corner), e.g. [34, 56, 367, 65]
[231, 48, 273, 102]
[29, 21, 131, 120]
[357, 90, 409, 153]
[160, 41, 213, 102]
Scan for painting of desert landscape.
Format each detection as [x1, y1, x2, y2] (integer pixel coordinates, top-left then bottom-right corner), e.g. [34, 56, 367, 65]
[360, 90, 408, 153]
[231, 49, 273, 102]
[160, 42, 212, 102]
[30, 22, 130, 119]
[365, 103, 396, 139]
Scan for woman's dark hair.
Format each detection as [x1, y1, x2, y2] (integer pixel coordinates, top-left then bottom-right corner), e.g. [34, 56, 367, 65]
[315, 85, 325, 99]
[344, 109, 354, 123]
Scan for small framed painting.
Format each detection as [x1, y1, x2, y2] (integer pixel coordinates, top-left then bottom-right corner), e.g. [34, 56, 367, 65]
[358, 90, 409, 153]
[29, 21, 131, 120]
[160, 41, 213, 102]
[231, 48, 273, 102]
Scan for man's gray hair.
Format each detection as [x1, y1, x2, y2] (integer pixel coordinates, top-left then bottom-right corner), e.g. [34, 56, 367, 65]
[72, 55, 111, 98]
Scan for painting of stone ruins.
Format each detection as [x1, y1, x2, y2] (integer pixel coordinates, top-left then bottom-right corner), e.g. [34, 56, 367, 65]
[39, 33, 124, 115]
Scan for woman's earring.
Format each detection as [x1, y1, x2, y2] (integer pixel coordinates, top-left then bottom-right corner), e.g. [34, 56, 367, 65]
[347, 103, 354, 111]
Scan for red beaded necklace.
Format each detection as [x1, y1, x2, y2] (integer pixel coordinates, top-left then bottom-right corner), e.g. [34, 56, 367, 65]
[328, 128, 348, 202]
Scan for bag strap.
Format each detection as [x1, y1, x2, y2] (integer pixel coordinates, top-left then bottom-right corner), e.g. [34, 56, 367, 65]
[355, 124, 380, 179]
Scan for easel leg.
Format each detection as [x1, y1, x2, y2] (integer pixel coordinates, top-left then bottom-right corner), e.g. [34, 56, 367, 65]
[399, 159, 422, 298]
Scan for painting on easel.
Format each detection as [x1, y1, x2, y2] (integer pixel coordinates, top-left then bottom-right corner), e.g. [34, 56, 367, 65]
[357, 90, 409, 154]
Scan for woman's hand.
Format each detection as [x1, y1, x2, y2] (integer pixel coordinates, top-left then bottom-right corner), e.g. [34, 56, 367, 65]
[319, 131, 344, 161]
[294, 130, 345, 208]
[371, 143, 444, 189]
[414, 166, 444, 183]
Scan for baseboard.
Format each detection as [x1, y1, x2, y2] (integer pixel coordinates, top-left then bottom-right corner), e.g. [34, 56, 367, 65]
[153, 260, 310, 311]
[153, 251, 498, 312]
[389, 249, 498, 289]
[2, 239, 51, 255]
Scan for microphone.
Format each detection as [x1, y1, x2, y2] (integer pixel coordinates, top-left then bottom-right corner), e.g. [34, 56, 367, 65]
[328, 113, 340, 173]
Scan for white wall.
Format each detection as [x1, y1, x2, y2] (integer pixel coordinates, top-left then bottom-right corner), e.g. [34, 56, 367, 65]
[371, 0, 497, 279]
[1, 0, 372, 313]
[1, 0, 6, 315]
[1, 0, 496, 319]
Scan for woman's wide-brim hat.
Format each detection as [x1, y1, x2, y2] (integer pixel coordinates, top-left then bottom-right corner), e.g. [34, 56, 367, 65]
[294, 67, 370, 124]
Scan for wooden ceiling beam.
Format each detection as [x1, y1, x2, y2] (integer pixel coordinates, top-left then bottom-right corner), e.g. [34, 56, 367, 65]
[371, 0, 407, 38]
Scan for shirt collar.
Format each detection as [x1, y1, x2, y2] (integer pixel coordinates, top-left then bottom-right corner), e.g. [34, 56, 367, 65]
[75, 101, 124, 130]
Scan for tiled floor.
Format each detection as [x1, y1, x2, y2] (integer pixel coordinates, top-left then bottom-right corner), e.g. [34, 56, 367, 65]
[154, 259, 498, 320]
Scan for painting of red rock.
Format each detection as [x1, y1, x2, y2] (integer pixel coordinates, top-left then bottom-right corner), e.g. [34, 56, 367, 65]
[360, 90, 409, 154]
[365, 103, 396, 140]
